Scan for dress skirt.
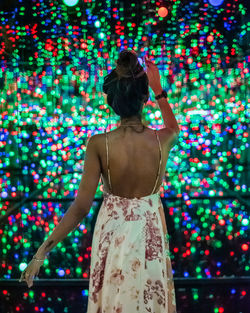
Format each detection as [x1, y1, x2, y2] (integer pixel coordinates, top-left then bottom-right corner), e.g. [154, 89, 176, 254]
[86, 191, 177, 313]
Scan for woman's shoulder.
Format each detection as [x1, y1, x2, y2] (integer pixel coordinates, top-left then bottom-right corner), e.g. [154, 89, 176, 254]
[157, 127, 180, 148]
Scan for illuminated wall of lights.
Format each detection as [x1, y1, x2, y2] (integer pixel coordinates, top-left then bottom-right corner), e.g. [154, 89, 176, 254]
[0, 0, 249, 305]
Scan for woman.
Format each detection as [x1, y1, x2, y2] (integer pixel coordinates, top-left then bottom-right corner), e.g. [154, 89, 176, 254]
[20, 49, 180, 313]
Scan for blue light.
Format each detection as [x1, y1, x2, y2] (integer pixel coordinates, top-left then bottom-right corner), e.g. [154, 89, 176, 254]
[82, 289, 88, 296]
[138, 57, 144, 66]
[58, 269, 65, 277]
[209, 0, 224, 6]
[1, 191, 7, 198]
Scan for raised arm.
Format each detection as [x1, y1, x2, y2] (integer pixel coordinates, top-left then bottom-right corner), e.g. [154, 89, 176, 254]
[145, 57, 180, 134]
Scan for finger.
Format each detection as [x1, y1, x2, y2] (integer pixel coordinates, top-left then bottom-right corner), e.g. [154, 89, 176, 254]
[19, 271, 25, 282]
[27, 275, 34, 287]
[24, 272, 33, 284]
[28, 280, 33, 288]
[145, 60, 154, 66]
[145, 60, 152, 66]
[147, 60, 156, 65]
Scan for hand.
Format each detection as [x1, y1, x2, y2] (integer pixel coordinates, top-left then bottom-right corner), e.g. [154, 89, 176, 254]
[19, 256, 45, 288]
[144, 56, 162, 94]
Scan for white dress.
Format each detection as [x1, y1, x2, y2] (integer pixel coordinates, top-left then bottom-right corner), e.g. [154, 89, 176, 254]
[86, 129, 177, 313]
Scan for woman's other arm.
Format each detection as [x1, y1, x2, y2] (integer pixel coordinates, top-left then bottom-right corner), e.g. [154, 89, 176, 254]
[35, 134, 101, 259]
[35, 201, 88, 258]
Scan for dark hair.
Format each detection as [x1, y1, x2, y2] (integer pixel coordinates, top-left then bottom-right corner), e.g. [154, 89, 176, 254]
[103, 49, 149, 118]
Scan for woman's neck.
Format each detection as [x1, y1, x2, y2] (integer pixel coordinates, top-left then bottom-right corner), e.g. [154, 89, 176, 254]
[120, 117, 142, 126]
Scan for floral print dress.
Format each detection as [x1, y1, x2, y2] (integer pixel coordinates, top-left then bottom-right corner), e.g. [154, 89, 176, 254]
[86, 129, 177, 313]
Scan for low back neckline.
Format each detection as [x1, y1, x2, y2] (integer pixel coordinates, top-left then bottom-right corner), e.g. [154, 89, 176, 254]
[102, 128, 162, 199]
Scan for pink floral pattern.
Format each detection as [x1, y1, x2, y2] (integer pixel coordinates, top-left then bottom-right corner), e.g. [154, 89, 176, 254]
[87, 192, 177, 313]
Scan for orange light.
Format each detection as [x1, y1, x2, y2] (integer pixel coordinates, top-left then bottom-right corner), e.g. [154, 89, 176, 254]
[158, 7, 168, 18]
[207, 35, 214, 42]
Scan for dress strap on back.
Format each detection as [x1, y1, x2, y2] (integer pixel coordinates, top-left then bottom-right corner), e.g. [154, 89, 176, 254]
[105, 129, 112, 192]
[150, 129, 162, 195]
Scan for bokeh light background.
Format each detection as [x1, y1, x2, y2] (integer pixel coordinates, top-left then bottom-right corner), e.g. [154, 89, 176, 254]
[0, 0, 249, 312]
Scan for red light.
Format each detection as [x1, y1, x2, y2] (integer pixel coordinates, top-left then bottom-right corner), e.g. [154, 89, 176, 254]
[219, 219, 225, 226]
[242, 244, 248, 251]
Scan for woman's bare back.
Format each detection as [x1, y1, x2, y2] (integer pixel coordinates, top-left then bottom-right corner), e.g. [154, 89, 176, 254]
[98, 126, 176, 199]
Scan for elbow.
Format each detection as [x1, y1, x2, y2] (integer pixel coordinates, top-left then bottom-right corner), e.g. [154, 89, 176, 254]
[168, 125, 180, 134]
[73, 200, 90, 219]
[174, 123, 181, 134]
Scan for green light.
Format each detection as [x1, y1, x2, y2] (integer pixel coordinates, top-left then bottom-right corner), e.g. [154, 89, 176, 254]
[227, 225, 233, 232]
[210, 232, 215, 238]
[175, 48, 181, 54]
[174, 217, 180, 223]
[193, 293, 199, 300]
[19, 263, 28, 271]
[242, 218, 249, 226]
[99, 32, 105, 39]
[215, 241, 222, 248]
[190, 246, 196, 253]
[29, 290, 35, 298]
[94, 21, 101, 28]
[209, 190, 215, 197]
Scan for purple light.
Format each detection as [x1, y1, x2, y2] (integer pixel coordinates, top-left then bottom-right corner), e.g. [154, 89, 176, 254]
[209, 0, 224, 6]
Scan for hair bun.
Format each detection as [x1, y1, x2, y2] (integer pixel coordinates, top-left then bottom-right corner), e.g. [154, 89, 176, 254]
[117, 50, 137, 66]
[116, 49, 144, 79]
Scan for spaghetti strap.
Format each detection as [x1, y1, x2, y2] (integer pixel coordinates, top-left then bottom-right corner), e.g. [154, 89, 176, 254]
[151, 129, 162, 195]
[105, 129, 112, 193]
